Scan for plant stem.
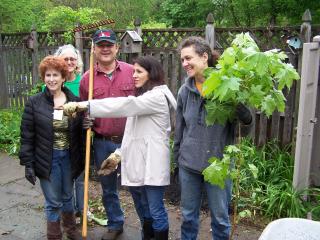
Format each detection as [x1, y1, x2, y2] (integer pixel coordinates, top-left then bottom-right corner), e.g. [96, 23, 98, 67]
[230, 123, 242, 240]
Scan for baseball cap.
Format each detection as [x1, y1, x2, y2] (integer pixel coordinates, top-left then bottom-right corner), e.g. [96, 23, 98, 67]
[93, 29, 117, 44]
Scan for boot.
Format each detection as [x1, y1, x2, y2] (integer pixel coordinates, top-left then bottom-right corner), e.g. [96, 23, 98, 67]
[61, 212, 82, 240]
[154, 229, 168, 240]
[47, 221, 62, 240]
[143, 219, 154, 240]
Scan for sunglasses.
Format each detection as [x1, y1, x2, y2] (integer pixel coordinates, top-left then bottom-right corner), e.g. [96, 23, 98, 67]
[64, 57, 77, 62]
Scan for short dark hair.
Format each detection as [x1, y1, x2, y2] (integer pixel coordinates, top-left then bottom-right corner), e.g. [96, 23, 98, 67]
[178, 36, 220, 67]
[39, 56, 69, 81]
[133, 56, 165, 95]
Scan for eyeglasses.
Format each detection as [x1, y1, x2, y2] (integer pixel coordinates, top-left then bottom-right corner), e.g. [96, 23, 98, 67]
[64, 57, 77, 62]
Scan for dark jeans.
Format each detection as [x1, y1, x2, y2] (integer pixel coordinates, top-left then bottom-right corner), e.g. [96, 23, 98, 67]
[179, 167, 231, 240]
[39, 149, 74, 222]
[129, 185, 169, 231]
[93, 138, 124, 230]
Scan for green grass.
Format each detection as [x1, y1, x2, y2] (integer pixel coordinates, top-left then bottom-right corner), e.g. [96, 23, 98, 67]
[237, 139, 320, 220]
[0, 108, 22, 155]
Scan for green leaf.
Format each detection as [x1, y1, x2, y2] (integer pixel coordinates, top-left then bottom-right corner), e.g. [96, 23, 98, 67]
[272, 89, 286, 112]
[203, 70, 221, 97]
[214, 76, 241, 101]
[248, 85, 265, 107]
[245, 52, 269, 76]
[205, 101, 234, 125]
[275, 63, 300, 90]
[261, 95, 277, 116]
[203, 157, 230, 189]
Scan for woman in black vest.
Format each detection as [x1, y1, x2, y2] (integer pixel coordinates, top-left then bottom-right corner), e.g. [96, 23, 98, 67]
[19, 56, 84, 240]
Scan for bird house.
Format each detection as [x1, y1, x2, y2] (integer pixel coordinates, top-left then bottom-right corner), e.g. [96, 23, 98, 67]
[120, 31, 142, 53]
[286, 36, 302, 49]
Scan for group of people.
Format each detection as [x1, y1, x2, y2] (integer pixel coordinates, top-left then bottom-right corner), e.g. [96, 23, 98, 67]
[19, 29, 252, 240]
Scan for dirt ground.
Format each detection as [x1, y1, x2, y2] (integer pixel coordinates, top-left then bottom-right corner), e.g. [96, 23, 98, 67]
[88, 178, 265, 240]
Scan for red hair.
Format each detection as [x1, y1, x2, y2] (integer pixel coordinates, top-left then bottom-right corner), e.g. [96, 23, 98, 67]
[39, 56, 69, 81]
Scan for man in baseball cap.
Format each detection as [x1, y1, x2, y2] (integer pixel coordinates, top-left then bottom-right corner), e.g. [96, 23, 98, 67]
[79, 29, 135, 239]
[92, 29, 117, 44]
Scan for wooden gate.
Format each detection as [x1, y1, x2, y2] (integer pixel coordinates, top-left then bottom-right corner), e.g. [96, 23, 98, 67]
[293, 36, 320, 190]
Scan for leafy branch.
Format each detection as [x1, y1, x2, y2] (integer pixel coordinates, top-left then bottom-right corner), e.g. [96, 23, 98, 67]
[202, 32, 300, 125]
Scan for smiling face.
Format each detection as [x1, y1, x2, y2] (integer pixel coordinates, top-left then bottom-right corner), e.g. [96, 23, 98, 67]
[44, 68, 65, 94]
[133, 63, 149, 88]
[180, 46, 208, 80]
[60, 49, 78, 73]
[94, 41, 119, 66]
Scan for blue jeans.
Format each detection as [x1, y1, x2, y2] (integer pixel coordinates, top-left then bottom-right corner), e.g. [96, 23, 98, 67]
[93, 138, 124, 230]
[179, 167, 231, 240]
[39, 149, 74, 222]
[74, 171, 84, 214]
[129, 186, 169, 231]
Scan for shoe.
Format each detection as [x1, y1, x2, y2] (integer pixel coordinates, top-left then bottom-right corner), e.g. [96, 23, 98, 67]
[101, 228, 123, 240]
[154, 229, 168, 240]
[61, 212, 82, 240]
[47, 220, 62, 240]
[143, 219, 154, 240]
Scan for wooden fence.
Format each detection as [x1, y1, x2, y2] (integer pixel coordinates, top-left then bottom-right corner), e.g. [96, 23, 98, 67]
[0, 11, 319, 146]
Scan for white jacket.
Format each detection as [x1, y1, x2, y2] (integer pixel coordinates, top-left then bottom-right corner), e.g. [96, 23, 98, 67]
[89, 85, 177, 186]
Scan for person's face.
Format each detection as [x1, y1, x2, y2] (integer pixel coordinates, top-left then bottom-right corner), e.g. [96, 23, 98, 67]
[44, 68, 65, 93]
[94, 41, 119, 66]
[61, 49, 77, 73]
[180, 46, 208, 78]
[133, 63, 149, 88]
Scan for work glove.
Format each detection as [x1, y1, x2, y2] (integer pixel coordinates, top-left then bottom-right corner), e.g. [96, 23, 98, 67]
[25, 165, 36, 185]
[62, 101, 88, 118]
[97, 152, 121, 176]
[235, 103, 252, 125]
[83, 116, 94, 130]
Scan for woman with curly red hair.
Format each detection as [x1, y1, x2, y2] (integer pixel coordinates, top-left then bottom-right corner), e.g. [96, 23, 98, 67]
[19, 56, 84, 240]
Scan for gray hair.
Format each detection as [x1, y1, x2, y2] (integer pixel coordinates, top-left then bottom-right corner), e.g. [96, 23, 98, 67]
[54, 44, 83, 74]
[178, 36, 219, 67]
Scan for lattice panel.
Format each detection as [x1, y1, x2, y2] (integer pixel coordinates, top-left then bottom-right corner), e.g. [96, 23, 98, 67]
[1, 33, 27, 47]
[37, 31, 67, 47]
[141, 29, 204, 49]
[215, 26, 302, 50]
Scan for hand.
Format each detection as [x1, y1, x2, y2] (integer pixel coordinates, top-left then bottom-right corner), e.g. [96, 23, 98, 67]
[97, 153, 121, 176]
[83, 116, 94, 130]
[236, 103, 252, 125]
[62, 101, 88, 118]
[25, 165, 36, 185]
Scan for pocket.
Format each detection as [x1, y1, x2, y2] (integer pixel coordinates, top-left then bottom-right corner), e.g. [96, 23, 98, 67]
[120, 84, 135, 96]
[93, 88, 104, 98]
[123, 140, 146, 183]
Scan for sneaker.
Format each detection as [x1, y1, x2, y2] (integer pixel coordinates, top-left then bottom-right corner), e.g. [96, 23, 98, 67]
[101, 228, 123, 240]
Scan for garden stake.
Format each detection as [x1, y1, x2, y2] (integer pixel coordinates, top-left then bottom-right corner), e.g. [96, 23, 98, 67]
[81, 39, 94, 240]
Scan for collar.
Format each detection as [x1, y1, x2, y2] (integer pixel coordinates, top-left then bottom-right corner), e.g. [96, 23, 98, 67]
[95, 60, 121, 75]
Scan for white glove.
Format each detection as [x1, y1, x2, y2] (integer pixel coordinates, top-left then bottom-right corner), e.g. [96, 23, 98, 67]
[62, 101, 88, 117]
[97, 152, 121, 176]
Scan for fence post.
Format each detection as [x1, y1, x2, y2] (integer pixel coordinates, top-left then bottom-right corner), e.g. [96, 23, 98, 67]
[31, 25, 39, 85]
[0, 33, 9, 108]
[74, 22, 83, 61]
[134, 17, 142, 37]
[205, 13, 215, 49]
[292, 9, 313, 150]
[300, 9, 312, 43]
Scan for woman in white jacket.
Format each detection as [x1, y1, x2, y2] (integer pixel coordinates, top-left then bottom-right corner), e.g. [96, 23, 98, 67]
[62, 56, 177, 240]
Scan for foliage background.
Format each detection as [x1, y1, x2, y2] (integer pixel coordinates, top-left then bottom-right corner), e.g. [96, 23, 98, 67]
[0, 0, 319, 33]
